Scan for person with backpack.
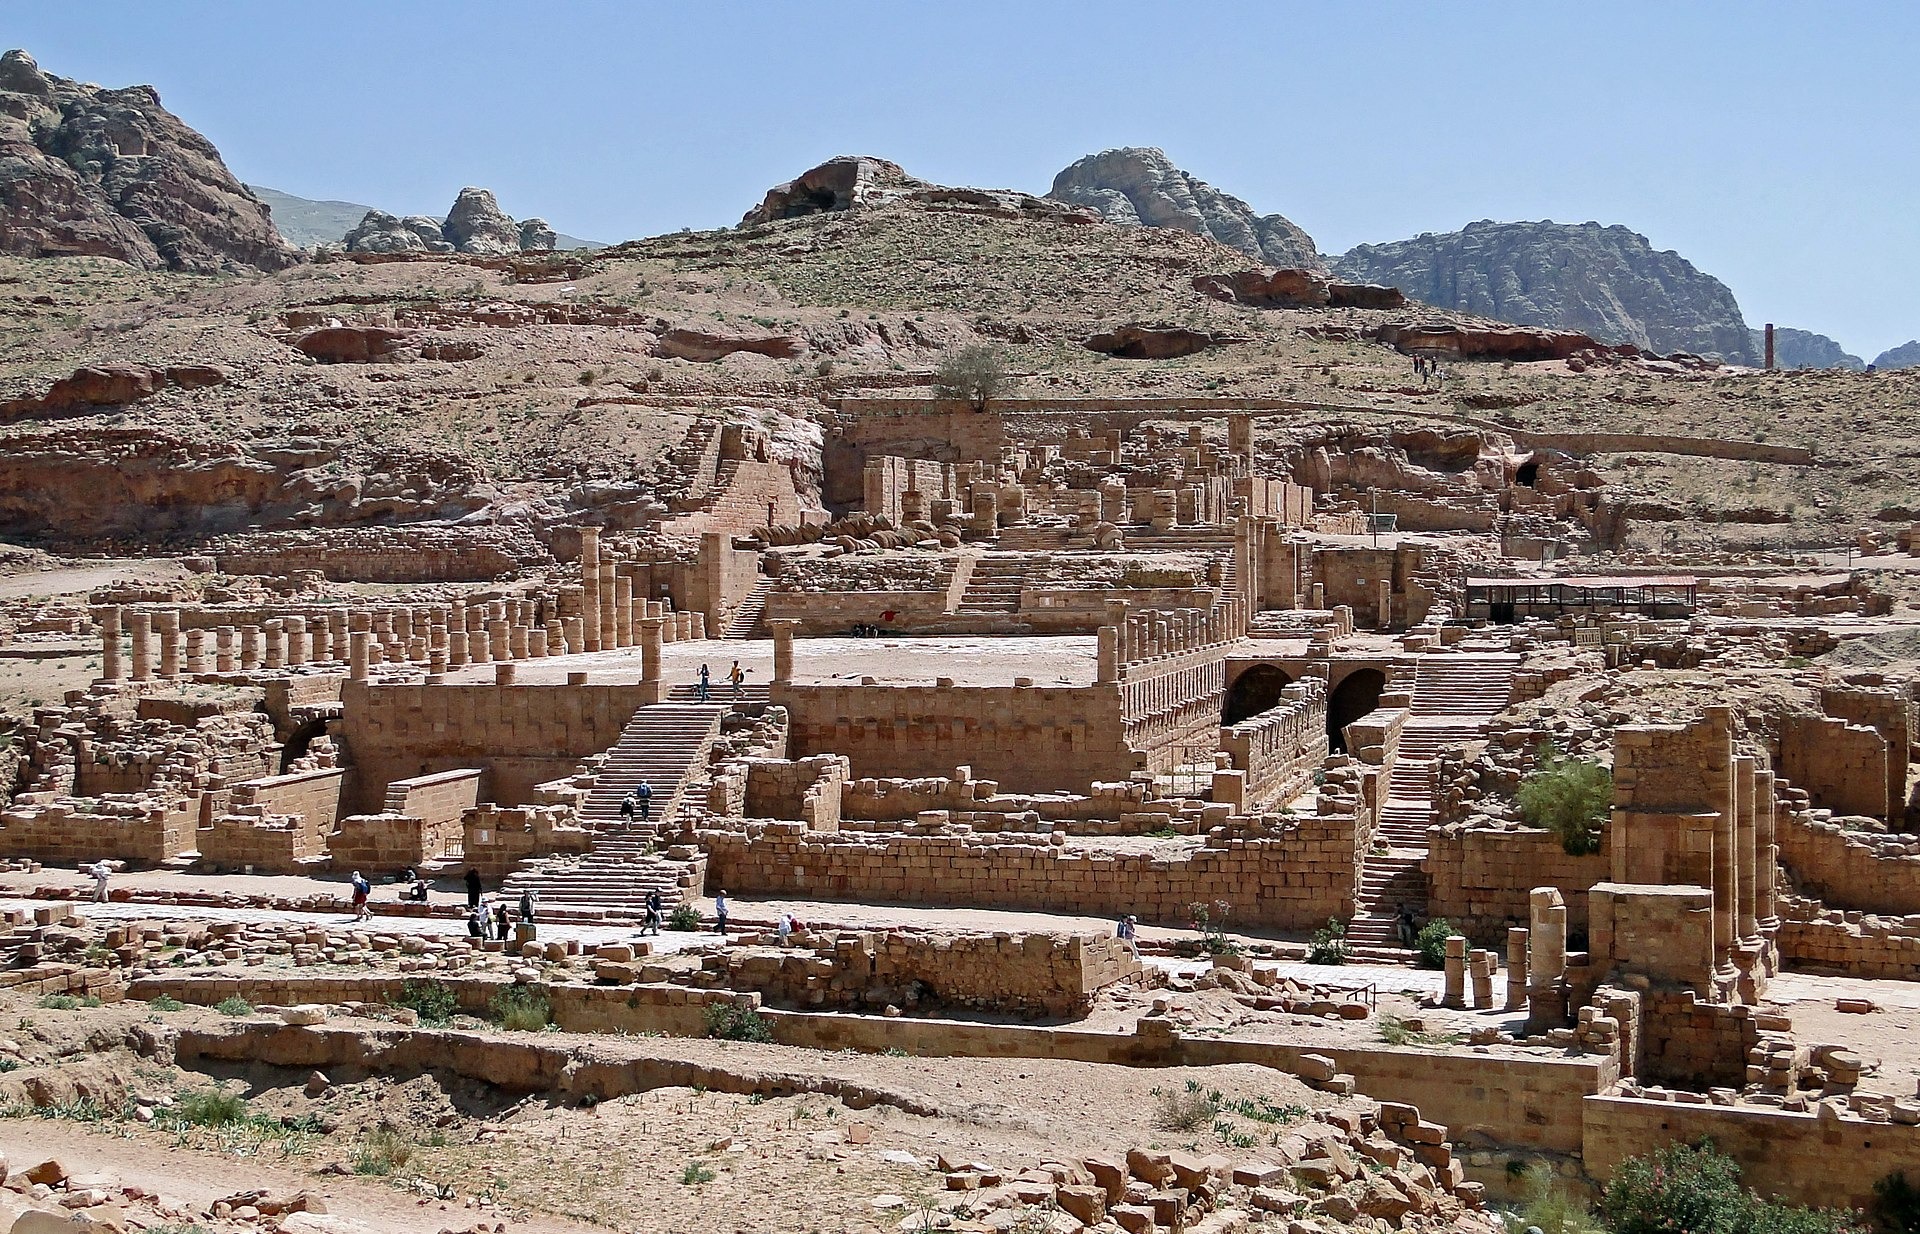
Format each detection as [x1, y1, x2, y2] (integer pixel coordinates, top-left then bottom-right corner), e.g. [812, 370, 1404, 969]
[635, 779, 653, 824]
[643, 888, 663, 936]
[349, 870, 371, 921]
[728, 661, 746, 699]
[619, 790, 637, 828]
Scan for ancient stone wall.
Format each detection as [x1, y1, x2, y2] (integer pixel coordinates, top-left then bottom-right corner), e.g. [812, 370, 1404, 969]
[1777, 712, 1889, 818]
[701, 808, 1363, 930]
[197, 766, 347, 871]
[1583, 1095, 1918, 1212]
[1425, 823, 1610, 946]
[210, 526, 545, 582]
[1776, 808, 1920, 916]
[330, 811, 462, 870]
[1217, 677, 1328, 812]
[337, 682, 654, 813]
[462, 804, 592, 879]
[1820, 684, 1912, 812]
[0, 795, 197, 864]
[744, 754, 846, 831]
[382, 767, 484, 830]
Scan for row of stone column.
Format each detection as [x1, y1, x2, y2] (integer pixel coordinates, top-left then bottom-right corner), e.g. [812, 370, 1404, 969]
[1097, 597, 1251, 684]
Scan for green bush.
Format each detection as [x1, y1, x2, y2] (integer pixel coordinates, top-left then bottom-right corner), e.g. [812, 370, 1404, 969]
[1873, 1171, 1920, 1234]
[394, 978, 459, 1026]
[1414, 919, 1453, 970]
[214, 995, 253, 1017]
[703, 1001, 774, 1043]
[1306, 918, 1350, 965]
[353, 1127, 413, 1176]
[1601, 1141, 1864, 1234]
[932, 343, 1013, 408]
[36, 994, 98, 1010]
[147, 994, 185, 1012]
[1516, 743, 1612, 856]
[174, 1088, 248, 1127]
[666, 903, 701, 931]
[488, 984, 552, 1032]
[1499, 1162, 1604, 1234]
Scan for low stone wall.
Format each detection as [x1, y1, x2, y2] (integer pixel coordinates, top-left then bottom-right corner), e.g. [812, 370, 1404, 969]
[1583, 1094, 1920, 1212]
[744, 755, 847, 831]
[700, 807, 1365, 931]
[1425, 823, 1609, 945]
[330, 812, 461, 870]
[1218, 680, 1329, 811]
[0, 795, 198, 865]
[199, 809, 331, 872]
[383, 767, 484, 830]
[692, 929, 1146, 1019]
[210, 526, 545, 583]
[1775, 896, 1920, 978]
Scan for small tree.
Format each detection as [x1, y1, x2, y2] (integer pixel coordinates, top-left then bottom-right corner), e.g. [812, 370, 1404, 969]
[1515, 743, 1612, 856]
[1414, 918, 1453, 970]
[933, 344, 1013, 409]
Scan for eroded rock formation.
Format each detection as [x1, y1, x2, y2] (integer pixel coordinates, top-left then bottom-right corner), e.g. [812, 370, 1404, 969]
[0, 363, 224, 423]
[1050, 147, 1325, 273]
[653, 326, 804, 362]
[0, 49, 296, 272]
[1084, 323, 1240, 359]
[1336, 220, 1758, 364]
[740, 155, 1086, 228]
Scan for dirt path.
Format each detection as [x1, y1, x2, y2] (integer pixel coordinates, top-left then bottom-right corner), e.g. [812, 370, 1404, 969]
[0, 1120, 605, 1233]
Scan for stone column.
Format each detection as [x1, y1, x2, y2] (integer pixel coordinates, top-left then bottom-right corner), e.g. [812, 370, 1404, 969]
[771, 619, 798, 685]
[449, 629, 469, 666]
[579, 527, 603, 653]
[215, 627, 236, 673]
[565, 617, 586, 656]
[286, 616, 309, 666]
[95, 606, 124, 681]
[639, 617, 664, 685]
[615, 576, 635, 648]
[1734, 755, 1760, 944]
[529, 628, 548, 658]
[1756, 770, 1779, 926]
[349, 630, 371, 682]
[1706, 707, 1737, 975]
[1505, 927, 1529, 1011]
[184, 629, 206, 675]
[1442, 935, 1467, 1008]
[1527, 887, 1569, 1033]
[509, 620, 530, 660]
[156, 609, 181, 678]
[263, 620, 285, 670]
[495, 663, 516, 686]
[241, 625, 262, 670]
[128, 611, 153, 681]
[598, 558, 618, 651]
[1469, 949, 1495, 1009]
[1096, 625, 1119, 684]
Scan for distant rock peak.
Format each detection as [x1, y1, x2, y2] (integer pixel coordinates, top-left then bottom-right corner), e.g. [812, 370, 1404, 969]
[1048, 147, 1325, 274]
[343, 187, 557, 256]
[739, 155, 1085, 228]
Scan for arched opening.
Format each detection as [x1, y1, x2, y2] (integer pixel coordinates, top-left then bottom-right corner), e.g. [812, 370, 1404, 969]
[278, 717, 329, 773]
[1223, 664, 1293, 725]
[1327, 668, 1386, 752]
[1515, 459, 1540, 488]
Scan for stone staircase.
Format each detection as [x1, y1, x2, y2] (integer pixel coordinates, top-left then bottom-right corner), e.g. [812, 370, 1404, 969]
[501, 702, 727, 913]
[955, 555, 1038, 614]
[666, 682, 771, 705]
[1347, 653, 1518, 949]
[725, 578, 772, 639]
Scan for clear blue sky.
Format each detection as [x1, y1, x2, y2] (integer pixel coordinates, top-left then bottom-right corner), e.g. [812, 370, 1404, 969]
[10, 0, 1917, 358]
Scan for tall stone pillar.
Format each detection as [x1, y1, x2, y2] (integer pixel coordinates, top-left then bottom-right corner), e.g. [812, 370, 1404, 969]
[1526, 887, 1569, 1033]
[579, 527, 603, 653]
[639, 617, 664, 685]
[350, 631, 371, 682]
[95, 606, 124, 681]
[263, 620, 285, 670]
[285, 616, 308, 666]
[215, 627, 236, 673]
[1097, 625, 1119, 684]
[598, 559, 618, 651]
[615, 576, 635, 648]
[156, 609, 181, 678]
[1756, 770, 1780, 926]
[771, 619, 798, 685]
[128, 611, 153, 681]
[184, 629, 206, 675]
[1733, 755, 1759, 944]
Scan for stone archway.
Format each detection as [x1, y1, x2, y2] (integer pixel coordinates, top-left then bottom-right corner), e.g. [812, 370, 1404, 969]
[1223, 664, 1294, 725]
[1327, 668, 1386, 752]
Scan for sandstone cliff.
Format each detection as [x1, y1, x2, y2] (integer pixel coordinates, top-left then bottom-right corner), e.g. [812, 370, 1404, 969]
[1334, 220, 1756, 364]
[1048, 147, 1324, 273]
[1752, 326, 1864, 371]
[0, 49, 295, 272]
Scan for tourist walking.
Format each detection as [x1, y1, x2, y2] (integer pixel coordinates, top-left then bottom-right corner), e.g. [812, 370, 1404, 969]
[88, 859, 110, 903]
[1115, 914, 1137, 943]
[776, 911, 792, 946]
[349, 870, 371, 921]
[634, 779, 652, 824]
[465, 866, 483, 909]
[619, 789, 637, 828]
[519, 888, 538, 926]
[713, 889, 730, 935]
[728, 661, 746, 699]
[1395, 901, 1418, 949]
[493, 900, 512, 941]
[643, 889, 662, 936]
[696, 663, 711, 702]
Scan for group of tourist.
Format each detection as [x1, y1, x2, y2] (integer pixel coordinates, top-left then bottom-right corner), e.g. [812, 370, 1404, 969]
[691, 660, 750, 702]
[1412, 353, 1448, 389]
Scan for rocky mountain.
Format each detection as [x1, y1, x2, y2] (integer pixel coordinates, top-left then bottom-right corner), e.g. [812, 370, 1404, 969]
[1335, 220, 1757, 364]
[0, 49, 294, 272]
[1751, 326, 1864, 371]
[258, 184, 600, 253]
[1872, 340, 1920, 370]
[1048, 147, 1324, 273]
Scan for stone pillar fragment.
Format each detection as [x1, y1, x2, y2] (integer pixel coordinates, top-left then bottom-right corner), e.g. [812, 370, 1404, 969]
[157, 609, 181, 678]
[1505, 927, 1529, 1011]
[350, 631, 370, 682]
[215, 627, 236, 673]
[771, 619, 797, 685]
[185, 630, 206, 675]
[128, 611, 153, 681]
[1442, 935, 1467, 1009]
[96, 606, 124, 681]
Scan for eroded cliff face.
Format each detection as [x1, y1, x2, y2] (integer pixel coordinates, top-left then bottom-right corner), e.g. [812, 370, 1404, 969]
[1048, 147, 1325, 274]
[1335, 220, 1756, 364]
[0, 49, 295, 273]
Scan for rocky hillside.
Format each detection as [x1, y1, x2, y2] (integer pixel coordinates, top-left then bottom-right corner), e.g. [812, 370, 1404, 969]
[1048, 147, 1324, 273]
[254, 184, 601, 252]
[0, 49, 294, 272]
[345, 186, 558, 255]
[1335, 220, 1757, 364]
[1752, 326, 1863, 371]
[1873, 340, 1920, 370]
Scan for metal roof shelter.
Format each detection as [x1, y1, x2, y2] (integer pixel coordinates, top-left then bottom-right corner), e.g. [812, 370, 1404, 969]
[1466, 574, 1698, 620]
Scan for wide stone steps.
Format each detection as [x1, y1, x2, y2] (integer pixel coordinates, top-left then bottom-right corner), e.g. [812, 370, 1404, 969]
[577, 704, 728, 825]
[956, 556, 1040, 613]
[665, 683, 772, 705]
[1348, 652, 1519, 950]
[724, 578, 772, 639]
